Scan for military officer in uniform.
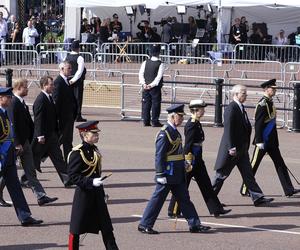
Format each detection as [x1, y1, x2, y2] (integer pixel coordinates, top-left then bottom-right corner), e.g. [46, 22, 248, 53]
[139, 44, 165, 127]
[168, 100, 231, 218]
[138, 104, 211, 234]
[68, 121, 118, 250]
[0, 87, 43, 226]
[240, 79, 300, 197]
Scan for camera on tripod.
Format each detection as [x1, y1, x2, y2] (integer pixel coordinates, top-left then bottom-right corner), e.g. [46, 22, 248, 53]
[154, 18, 168, 26]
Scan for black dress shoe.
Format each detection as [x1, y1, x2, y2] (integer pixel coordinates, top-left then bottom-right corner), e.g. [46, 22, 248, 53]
[254, 197, 274, 207]
[20, 181, 31, 188]
[0, 198, 12, 207]
[138, 225, 159, 234]
[286, 188, 300, 197]
[189, 224, 211, 233]
[144, 123, 151, 127]
[21, 217, 43, 227]
[38, 196, 58, 206]
[213, 208, 232, 218]
[76, 117, 87, 122]
[151, 122, 163, 127]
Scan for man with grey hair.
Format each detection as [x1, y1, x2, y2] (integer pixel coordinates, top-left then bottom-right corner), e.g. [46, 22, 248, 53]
[53, 61, 78, 163]
[212, 84, 274, 206]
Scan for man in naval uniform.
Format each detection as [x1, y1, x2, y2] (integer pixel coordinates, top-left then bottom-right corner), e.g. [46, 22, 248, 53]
[240, 79, 300, 197]
[138, 104, 211, 234]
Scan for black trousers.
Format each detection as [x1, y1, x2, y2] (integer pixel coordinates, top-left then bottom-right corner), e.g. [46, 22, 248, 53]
[73, 79, 84, 118]
[212, 151, 264, 203]
[168, 158, 224, 215]
[240, 145, 294, 196]
[32, 132, 69, 184]
[59, 118, 75, 162]
[142, 87, 161, 125]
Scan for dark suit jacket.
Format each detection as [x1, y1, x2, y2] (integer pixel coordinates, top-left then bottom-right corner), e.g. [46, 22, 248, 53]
[7, 95, 34, 146]
[33, 92, 58, 140]
[214, 101, 252, 170]
[52, 75, 77, 131]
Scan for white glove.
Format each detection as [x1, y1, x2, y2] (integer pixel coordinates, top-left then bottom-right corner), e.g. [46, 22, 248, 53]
[256, 143, 264, 150]
[185, 161, 193, 173]
[92, 178, 103, 187]
[156, 177, 167, 185]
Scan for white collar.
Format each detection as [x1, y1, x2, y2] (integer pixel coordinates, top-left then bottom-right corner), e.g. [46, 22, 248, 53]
[14, 94, 24, 103]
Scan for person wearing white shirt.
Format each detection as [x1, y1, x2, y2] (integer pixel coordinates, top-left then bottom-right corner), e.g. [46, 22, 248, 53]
[65, 40, 87, 122]
[139, 44, 165, 127]
[22, 20, 39, 47]
[0, 11, 8, 65]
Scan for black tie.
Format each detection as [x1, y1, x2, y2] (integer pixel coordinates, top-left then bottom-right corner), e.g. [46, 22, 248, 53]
[241, 104, 249, 124]
[49, 95, 54, 104]
[23, 100, 29, 112]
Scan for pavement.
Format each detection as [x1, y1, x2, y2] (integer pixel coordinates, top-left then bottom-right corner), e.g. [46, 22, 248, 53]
[0, 107, 300, 250]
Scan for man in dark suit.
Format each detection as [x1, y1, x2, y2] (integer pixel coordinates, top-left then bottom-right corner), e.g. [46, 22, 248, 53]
[53, 61, 78, 162]
[0, 87, 43, 226]
[66, 40, 87, 122]
[32, 76, 70, 187]
[5, 78, 57, 206]
[240, 79, 300, 197]
[212, 84, 274, 206]
[138, 104, 211, 234]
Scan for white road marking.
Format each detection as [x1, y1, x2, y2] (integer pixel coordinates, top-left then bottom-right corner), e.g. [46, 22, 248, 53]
[132, 214, 300, 235]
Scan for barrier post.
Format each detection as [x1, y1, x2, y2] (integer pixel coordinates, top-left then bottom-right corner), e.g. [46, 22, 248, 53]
[5, 68, 13, 87]
[293, 82, 300, 132]
[214, 78, 223, 127]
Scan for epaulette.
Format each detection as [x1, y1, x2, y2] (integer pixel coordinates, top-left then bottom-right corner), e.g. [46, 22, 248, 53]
[161, 125, 167, 131]
[67, 144, 83, 164]
[258, 98, 266, 107]
[72, 144, 83, 151]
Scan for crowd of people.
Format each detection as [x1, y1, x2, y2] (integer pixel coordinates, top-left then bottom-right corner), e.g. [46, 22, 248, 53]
[0, 40, 300, 249]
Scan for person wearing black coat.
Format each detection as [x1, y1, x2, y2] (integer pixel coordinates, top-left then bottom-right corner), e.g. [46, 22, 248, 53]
[68, 121, 118, 250]
[212, 84, 274, 207]
[240, 79, 300, 197]
[53, 61, 78, 162]
[6, 78, 57, 206]
[168, 100, 231, 217]
[32, 76, 70, 188]
[0, 87, 43, 226]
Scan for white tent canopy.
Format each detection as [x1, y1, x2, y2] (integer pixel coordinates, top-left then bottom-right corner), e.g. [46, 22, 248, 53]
[66, 0, 300, 8]
[64, 0, 300, 43]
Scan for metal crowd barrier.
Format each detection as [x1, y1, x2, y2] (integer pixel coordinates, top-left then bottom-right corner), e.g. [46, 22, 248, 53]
[169, 42, 234, 60]
[234, 44, 300, 63]
[100, 42, 169, 58]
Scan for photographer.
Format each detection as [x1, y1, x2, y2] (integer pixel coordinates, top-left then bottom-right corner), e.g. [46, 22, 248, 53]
[161, 16, 174, 44]
[137, 20, 153, 42]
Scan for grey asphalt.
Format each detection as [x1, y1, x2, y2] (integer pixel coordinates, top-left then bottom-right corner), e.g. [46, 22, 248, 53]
[0, 107, 299, 250]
